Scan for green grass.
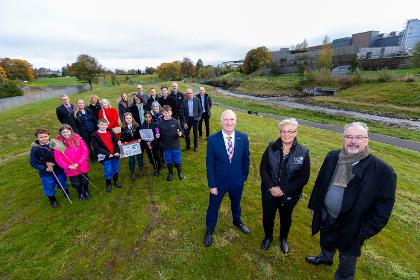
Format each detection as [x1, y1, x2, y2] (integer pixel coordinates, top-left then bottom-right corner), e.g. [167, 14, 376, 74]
[22, 77, 86, 87]
[0, 84, 419, 279]
[307, 81, 420, 119]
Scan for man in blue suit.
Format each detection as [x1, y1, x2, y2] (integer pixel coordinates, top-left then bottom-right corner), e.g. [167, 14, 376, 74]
[204, 109, 251, 247]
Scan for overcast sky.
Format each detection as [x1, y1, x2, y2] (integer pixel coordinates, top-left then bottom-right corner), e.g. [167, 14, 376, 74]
[1, 0, 419, 70]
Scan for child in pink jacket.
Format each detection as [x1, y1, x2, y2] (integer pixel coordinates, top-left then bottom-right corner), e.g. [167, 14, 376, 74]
[54, 124, 91, 200]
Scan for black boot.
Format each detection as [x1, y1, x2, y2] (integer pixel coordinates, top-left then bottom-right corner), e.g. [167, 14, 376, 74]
[105, 179, 112, 192]
[48, 196, 59, 208]
[137, 166, 143, 177]
[174, 163, 185, 180]
[63, 188, 72, 200]
[113, 173, 122, 188]
[166, 164, 173, 181]
[130, 171, 136, 181]
[83, 184, 90, 200]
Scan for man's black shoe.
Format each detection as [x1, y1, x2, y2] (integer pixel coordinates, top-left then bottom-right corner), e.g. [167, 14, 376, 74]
[305, 256, 333, 266]
[234, 223, 251, 234]
[280, 239, 289, 254]
[261, 238, 272, 250]
[204, 231, 213, 247]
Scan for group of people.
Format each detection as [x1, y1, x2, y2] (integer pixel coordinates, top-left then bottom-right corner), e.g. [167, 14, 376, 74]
[30, 83, 213, 205]
[30, 83, 396, 279]
[204, 110, 396, 280]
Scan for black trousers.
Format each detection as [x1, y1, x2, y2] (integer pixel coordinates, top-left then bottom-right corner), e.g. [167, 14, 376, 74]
[185, 117, 198, 149]
[145, 146, 161, 171]
[69, 173, 89, 196]
[262, 191, 300, 240]
[320, 247, 358, 280]
[82, 131, 96, 160]
[198, 112, 210, 137]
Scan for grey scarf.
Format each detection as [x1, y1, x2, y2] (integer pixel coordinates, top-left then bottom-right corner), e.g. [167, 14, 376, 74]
[332, 147, 371, 188]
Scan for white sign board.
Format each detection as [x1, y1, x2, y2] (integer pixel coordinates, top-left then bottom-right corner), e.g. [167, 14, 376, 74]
[120, 141, 142, 158]
[140, 129, 154, 141]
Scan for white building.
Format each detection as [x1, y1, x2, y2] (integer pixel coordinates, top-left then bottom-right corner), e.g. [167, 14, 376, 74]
[401, 19, 420, 50]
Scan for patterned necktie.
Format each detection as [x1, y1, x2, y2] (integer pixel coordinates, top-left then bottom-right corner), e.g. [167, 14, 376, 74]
[227, 136, 234, 161]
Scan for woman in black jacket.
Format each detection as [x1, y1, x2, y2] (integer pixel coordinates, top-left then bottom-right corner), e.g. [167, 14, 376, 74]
[73, 99, 97, 160]
[129, 94, 151, 126]
[259, 118, 310, 253]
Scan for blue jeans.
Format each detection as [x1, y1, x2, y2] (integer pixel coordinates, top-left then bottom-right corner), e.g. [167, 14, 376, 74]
[102, 158, 120, 179]
[128, 153, 144, 171]
[40, 172, 68, 196]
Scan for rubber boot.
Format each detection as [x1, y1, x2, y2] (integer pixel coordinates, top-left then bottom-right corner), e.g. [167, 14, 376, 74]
[166, 164, 173, 181]
[130, 171, 136, 181]
[174, 163, 184, 180]
[48, 196, 59, 208]
[113, 173, 122, 188]
[105, 179, 112, 192]
[137, 166, 144, 177]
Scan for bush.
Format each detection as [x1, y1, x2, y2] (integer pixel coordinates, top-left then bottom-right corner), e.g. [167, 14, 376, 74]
[376, 68, 394, 82]
[306, 68, 333, 85]
[0, 81, 23, 98]
[404, 75, 415, 83]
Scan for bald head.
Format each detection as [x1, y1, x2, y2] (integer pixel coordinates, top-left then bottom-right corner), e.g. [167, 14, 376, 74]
[221, 110, 237, 135]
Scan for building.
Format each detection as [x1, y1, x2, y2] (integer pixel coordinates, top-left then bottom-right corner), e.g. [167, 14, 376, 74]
[36, 68, 62, 77]
[374, 32, 403, 47]
[351, 31, 379, 48]
[218, 60, 244, 69]
[332, 37, 352, 48]
[401, 19, 420, 50]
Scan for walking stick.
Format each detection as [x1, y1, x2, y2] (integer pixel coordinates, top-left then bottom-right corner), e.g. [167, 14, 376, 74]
[52, 170, 73, 204]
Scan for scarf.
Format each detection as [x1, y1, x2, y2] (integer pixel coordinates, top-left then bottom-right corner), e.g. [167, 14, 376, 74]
[137, 104, 145, 125]
[332, 147, 371, 188]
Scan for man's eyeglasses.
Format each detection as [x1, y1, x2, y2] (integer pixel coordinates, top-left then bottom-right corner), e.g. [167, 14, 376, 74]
[344, 135, 368, 140]
[280, 130, 296, 135]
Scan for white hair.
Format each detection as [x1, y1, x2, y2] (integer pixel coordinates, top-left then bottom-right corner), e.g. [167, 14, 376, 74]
[344, 122, 369, 136]
[278, 118, 299, 129]
[220, 109, 236, 121]
[100, 98, 112, 108]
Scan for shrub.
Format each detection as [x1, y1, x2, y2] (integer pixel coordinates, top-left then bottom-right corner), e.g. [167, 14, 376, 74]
[376, 68, 394, 82]
[404, 75, 415, 83]
[0, 81, 23, 98]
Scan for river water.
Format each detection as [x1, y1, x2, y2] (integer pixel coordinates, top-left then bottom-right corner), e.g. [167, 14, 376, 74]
[214, 87, 420, 130]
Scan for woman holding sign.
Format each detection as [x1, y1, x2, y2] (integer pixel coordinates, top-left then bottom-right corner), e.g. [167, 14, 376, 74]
[120, 112, 143, 181]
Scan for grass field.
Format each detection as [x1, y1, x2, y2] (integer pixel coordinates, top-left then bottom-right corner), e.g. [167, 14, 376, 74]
[0, 83, 419, 279]
[22, 77, 86, 87]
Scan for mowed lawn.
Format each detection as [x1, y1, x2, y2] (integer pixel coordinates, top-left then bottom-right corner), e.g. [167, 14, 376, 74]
[0, 85, 419, 279]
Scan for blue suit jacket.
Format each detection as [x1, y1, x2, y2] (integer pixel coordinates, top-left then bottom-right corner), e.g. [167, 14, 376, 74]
[206, 130, 250, 189]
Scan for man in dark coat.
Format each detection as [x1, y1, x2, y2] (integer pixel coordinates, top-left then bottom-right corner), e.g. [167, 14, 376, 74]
[158, 86, 178, 119]
[170, 82, 184, 121]
[204, 109, 250, 247]
[182, 88, 202, 152]
[306, 122, 396, 280]
[56, 94, 79, 133]
[196, 87, 212, 139]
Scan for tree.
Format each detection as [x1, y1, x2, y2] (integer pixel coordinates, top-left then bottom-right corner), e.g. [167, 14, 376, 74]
[410, 42, 420, 68]
[70, 54, 103, 90]
[180, 57, 195, 78]
[322, 35, 330, 45]
[294, 39, 308, 51]
[243, 46, 272, 74]
[145, 66, 156, 75]
[61, 64, 71, 76]
[196, 59, 203, 75]
[157, 62, 182, 80]
[316, 43, 333, 70]
[0, 65, 8, 81]
[197, 66, 216, 80]
[0, 58, 36, 81]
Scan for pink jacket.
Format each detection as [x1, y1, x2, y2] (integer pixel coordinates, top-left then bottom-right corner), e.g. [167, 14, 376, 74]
[54, 133, 90, 177]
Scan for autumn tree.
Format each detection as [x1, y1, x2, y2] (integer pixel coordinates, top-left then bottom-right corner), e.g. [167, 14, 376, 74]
[243, 46, 272, 74]
[157, 62, 182, 80]
[0, 65, 8, 81]
[316, 42, 333, 70]
[0, 58, 36, 81]
[70, 54, 103, 90]
[197, 66, 216, 79]
[180, 57, 195, 78]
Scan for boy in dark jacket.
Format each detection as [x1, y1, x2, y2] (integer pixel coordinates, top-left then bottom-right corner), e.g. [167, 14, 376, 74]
[30, 128, 70, 208]
[156, 105, 184, 181]
[91, 118, 122, 192]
